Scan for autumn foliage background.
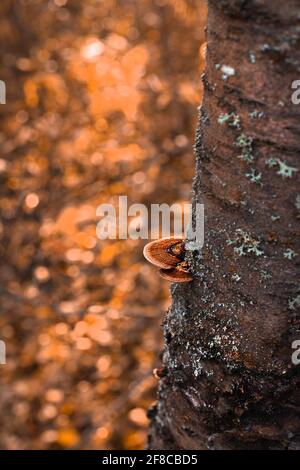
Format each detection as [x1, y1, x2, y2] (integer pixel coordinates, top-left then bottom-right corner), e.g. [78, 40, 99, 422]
[0, 0, 206, 449]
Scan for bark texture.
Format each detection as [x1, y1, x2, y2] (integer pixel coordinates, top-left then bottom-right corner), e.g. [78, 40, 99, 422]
[149, 0, 300, 450]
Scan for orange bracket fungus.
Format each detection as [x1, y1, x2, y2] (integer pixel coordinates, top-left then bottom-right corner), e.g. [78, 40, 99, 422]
[143, 237, 193, 283]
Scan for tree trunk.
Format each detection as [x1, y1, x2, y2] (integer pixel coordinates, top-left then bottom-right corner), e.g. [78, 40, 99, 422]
[149, 0, 300, 450]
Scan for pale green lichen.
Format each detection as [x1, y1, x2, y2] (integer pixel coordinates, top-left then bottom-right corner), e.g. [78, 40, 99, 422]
[246, 168, 262, 184]
[232, 273, 241, 282]
[266, 157, 278, 168]
[260, 43, 271, 52]
[271, 214, 280, 221]
[220, 64, 235, 80]
[277, 160, 298, 178]
[218, 113, 231, 124]
[266, 158, 298, 177]
[227, 229, 264, 257]
[239, 153, 254, 163]
[283, 248, 297, 260]
[236, 134, 254, 163]
[234, 245, 246, 256]
[295, 195, 300, 210]
[218, 112, 240, 128]
[236, 134, 253, 147]
[261, 270, 272, 280]
[249, 51, 256, 64]
[230, 114, 240, 128]
[249, 110, 264, 118]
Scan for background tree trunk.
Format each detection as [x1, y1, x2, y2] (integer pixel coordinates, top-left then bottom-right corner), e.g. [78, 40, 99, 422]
[149, 0, 300, 450]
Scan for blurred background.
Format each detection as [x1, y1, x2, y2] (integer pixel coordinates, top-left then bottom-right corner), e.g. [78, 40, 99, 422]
[0, 0, 206, 449]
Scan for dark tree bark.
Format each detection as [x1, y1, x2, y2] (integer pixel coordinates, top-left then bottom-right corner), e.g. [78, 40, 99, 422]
[149, 0, 300, 450]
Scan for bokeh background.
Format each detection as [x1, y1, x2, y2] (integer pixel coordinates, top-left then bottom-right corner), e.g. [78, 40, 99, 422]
[0, 0, 206, 449]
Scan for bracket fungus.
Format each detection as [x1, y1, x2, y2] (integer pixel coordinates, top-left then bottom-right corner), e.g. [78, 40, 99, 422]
[143, 237, 193, 283]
